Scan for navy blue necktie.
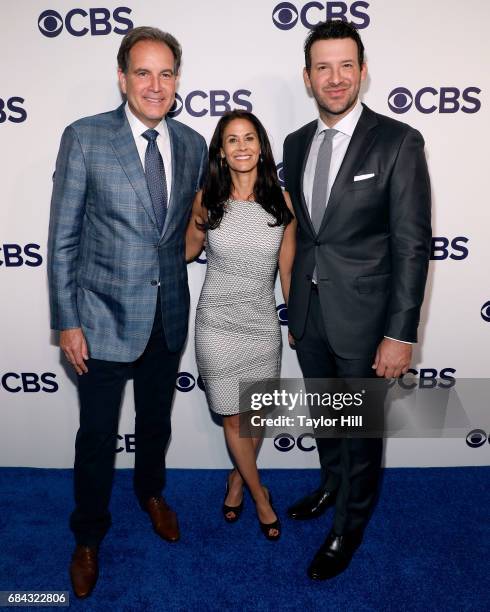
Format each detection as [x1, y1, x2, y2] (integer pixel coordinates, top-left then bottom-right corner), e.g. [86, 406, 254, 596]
[142, 129, 168, 233]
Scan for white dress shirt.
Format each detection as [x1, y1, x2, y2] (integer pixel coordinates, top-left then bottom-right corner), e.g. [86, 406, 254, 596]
[302, 100, 409, 345]
[303, 99, 362, 213]
[124, 103, 173, 204]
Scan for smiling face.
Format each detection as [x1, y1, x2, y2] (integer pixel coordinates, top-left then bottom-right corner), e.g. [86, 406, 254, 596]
[304, 37, 367, 126]
[118, 39, 178, 128]
[220, 118, 261, 174]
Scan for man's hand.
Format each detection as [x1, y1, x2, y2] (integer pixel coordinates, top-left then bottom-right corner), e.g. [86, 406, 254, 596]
[372, 338, 412, 379]
[288, 331, 296, 348]
[60, 328, 89, 375]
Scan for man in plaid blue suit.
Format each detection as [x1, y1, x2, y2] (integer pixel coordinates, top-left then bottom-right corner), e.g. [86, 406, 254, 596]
[47, 27, 206, 598]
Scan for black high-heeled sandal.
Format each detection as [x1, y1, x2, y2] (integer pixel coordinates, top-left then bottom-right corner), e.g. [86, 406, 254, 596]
[258, 487, 281, 541]
[222, 473, 244, 523]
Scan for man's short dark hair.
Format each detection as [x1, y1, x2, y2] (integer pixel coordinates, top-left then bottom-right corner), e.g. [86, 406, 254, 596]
[117, 26, 182, 74]
[304, 20, 365, 73]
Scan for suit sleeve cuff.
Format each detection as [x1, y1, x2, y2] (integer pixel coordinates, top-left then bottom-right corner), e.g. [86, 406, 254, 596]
[384, 336, 413, 345]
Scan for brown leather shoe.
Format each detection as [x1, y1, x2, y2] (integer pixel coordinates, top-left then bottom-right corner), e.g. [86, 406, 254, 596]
[144, 496, 180, 542]
[69, 545, 98, 599]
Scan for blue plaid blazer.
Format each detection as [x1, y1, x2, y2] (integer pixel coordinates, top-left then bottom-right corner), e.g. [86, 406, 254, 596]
[48, 104, 207, 360]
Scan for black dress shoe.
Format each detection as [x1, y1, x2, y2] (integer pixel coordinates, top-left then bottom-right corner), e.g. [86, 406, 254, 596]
[307, 530, 363, 580]
[287, 487, 336, 520]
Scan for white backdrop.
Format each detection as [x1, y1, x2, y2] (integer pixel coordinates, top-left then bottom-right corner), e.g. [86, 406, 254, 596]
[1, 0, 489, 469]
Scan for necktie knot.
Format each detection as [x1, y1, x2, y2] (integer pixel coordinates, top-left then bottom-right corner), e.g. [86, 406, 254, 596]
[321, 128, 338, 142]
[142, 128, 159, 143]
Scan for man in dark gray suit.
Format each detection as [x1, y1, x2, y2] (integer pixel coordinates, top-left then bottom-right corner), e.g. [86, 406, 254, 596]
[48, 26, 206, 598]
[283, 21, 431, 580]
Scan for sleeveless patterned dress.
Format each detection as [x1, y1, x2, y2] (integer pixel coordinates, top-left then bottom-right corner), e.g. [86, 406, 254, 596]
[195, 199, 285, 415]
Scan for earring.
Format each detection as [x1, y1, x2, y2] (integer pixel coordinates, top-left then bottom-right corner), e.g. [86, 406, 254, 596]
[220, 156, 227, 168]
[259, 154, 263, 163]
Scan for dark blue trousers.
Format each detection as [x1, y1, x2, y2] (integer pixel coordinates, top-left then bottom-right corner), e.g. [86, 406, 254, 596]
[70, 292, 181, 546]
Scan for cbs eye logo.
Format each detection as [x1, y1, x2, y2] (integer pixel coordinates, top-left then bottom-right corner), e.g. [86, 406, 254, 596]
[38, 10, 64, 37]
[481, 302, 490, 322]
[272, 2, 299, 30]
[271, 1, 370, 31]
[274, 433, 315, 452]
[38, 7, 132, 38]
[276, 162, 285, 188]
[388, 86, 481, 114]
[175, 372, 205, 392]
[466, 429, 489, 448]
[169, 93, 184, 117]
[388, 88, 413, 113]
[276, 303, 288, 326]
[196, 248, 207, 265]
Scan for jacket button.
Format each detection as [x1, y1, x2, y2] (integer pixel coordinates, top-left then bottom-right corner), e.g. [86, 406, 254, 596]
[315, 240, 320, 246]
[151, 280, 158, 286]
[306, 275, 311, 281]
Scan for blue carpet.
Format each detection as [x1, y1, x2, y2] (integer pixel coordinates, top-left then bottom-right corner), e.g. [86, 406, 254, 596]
[0, 467, 488, 611]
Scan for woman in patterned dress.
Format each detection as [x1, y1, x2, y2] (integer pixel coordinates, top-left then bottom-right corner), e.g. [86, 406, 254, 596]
[186, 111, 296, 540]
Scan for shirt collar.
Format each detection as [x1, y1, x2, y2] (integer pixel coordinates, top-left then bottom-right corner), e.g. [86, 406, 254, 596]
[124, 102, 168, 141]
[316, 99, 363, 138]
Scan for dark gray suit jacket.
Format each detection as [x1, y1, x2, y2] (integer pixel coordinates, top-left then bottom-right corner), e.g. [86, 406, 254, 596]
[283, 104, 432, 359]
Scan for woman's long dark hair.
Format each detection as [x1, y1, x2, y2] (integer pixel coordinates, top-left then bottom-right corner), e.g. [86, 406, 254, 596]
[201, 110, 293, 229]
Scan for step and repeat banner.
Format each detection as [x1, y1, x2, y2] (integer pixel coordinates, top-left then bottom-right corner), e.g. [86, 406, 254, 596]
[1, 1, 489, 469]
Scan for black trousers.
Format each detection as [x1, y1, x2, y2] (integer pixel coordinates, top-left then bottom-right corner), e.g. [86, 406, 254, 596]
[294, 286, 383, 536]
[70, 292, 181, 546]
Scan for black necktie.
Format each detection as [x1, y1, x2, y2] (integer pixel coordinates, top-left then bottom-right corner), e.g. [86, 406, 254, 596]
[142, 129, 168, 233]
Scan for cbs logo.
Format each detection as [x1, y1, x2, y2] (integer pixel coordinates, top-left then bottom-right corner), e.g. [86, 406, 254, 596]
[195, 249, 207, 265]
[388, 87, 481, 114]
[115, 433, 136, 453]
[0, 97, 27, 124]
[276, 162, 285, 188]
[168, 90, 252, 118]
[276, 304, 288, 326]
[466, 429, 489, 448]
[481, 302, 490, 322]
[388, 368, 456, 390]
[430, 237, 468, 261]
[175, 372, 205, 393]
[1, 373, 58, 393]
[272, 1, 370, 31]
[0, 244, 43, 267]
[274, 433, 316, 452]
[38, 7, 132, 38]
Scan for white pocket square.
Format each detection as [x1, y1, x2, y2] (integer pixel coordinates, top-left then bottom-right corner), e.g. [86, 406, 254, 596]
[353, 173, 375, 182]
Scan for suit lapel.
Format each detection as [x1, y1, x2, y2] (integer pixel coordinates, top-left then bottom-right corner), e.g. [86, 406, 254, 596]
[318, 105, 378, 233]
[110, 105, 159, 230]
[162, 119, 186, 240]
[296, 121, 317, 237]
